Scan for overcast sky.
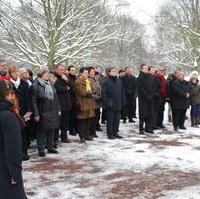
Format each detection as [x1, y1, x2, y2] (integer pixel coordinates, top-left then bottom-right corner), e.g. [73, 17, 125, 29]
[107, 0, 163, 24]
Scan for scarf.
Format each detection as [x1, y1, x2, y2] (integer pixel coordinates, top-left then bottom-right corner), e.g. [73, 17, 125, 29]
[10, 77, 21, 89]
[37, 78, 54, 100]
[155, 73, 167, 97]
[85, 78, 92, 93]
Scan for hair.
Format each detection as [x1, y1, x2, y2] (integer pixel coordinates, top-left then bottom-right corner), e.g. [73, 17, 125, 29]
[27, 69, 33, 78]
[148, 66, 155, 71]
[118, 69, 124, 74]
[54, 64, 65, 69]
[0, 79, 8, 99]
[68, 65, 75, 71]
[140, 64, 146, 70]
[37, 69, 49, 78]
[88, 67, 95, 73]
[79, 67, 89, 74]
[106, 67, 115, 74]
[7, 65, 17, 75]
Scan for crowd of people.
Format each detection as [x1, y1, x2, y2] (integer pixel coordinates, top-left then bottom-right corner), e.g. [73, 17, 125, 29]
[0, 59, 200, 198]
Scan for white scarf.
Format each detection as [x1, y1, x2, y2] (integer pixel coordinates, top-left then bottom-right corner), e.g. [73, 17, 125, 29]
[10, 77, 21, 89]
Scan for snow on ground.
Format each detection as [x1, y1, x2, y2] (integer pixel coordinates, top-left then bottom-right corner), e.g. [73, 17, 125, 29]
[23, 115, 200, 199]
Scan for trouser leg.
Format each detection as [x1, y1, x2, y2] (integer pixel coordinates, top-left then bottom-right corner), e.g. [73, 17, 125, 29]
[179, 109, 187, 128]
[113, 110, 121, 134]
[46, 129, 54, 151]
[106, 109, 114, 137]
[36, 129, 46, 152]
[60, 111, 70, 141]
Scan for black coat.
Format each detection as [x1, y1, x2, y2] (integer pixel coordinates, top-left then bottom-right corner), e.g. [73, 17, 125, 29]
[54, 73, 72, 111]
[137, 72, 155, 119]
[170, 79, 190, 109]
[0, 99, 27, 199]
[121, 74, 137, 96]
[31, 79, 60, 130]
[102, 76, 126, 110]
[12, 79, 31, 116]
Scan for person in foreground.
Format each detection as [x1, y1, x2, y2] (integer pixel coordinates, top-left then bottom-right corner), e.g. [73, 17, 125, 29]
[0, 79, 27, 199]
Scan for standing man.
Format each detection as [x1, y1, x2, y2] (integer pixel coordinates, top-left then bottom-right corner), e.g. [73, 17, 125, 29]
[102, 67, 126, 139]
[170, 71, 190, 131]
[54, 64, 72, 143]
[68, 65, 78, 136]
[121, 67, 137, 123]
[148, 66, 161, 130]
[137, 64, 155, 134]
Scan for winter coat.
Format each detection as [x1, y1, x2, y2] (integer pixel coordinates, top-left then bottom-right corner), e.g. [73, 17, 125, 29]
[137, 72, 155, 119]
[31, 79, 60, 130]
[0, 99, 27, 199]
[11, 79, 31, 116]
[75, 76, 95, 119]
[68, 74, 76, 107]
[121, 74, 137, 97]
[189, 82, 200, 106]
[102, 76, 126, 110]
[89, 77, 102, 109]
[170, 79, 191, 109]
[54, 73, 72, 111]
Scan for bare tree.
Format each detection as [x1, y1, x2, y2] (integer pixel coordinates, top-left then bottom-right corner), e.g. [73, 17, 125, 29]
[0, 0, 118, 69]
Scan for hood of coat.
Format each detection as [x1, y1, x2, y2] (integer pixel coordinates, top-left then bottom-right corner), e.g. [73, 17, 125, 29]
[0, 98, 12, 111]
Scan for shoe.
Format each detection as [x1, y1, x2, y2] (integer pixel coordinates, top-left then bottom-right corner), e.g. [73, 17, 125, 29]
[179, 126, 187, 130]
[93, 134, 98, 138]
[54, 144, 58, 149]
[145, 129, 154, 134]
[80, 139, 86, 143]
[114, 133, 123, 139]
[108, 135, 116, 139]
[129, 119, 135, 123]
[85, 136, 93, 141]
[152, 126, 160, 130]
[133, 115, 137, 119]
[158, 125, 166, 129]
[174, 127, 178, 132]
[139, 130, 144, 135]
[48, 149, 58, 154]
[22, 153, 30, 161]
[123, 120, 126, 123]
[39, 151, 46, 157]
[96, 127, 102, 131]
[61, 138, 72, 143]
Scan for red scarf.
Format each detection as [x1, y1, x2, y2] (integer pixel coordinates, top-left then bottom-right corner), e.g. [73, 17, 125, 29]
[155, 73, 167, 97]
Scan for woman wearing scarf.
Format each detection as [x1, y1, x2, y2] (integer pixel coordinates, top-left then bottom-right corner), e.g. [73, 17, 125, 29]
[75, 67, 95, 143]
[0, 79, 27, 199]
[31, 69, 60, 157]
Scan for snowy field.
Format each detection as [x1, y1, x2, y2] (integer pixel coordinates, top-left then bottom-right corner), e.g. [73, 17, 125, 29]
[23, 112, 200, 199]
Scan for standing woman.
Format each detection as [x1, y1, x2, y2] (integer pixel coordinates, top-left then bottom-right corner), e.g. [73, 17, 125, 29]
[189, 74, 200, 127]
[31, 69, 60, 157]
[0, 79, 27, 199]
[75, 67, 95, 143]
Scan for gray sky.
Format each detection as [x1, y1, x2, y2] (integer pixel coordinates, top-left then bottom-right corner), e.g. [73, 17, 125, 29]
[106, 0, 163, 24]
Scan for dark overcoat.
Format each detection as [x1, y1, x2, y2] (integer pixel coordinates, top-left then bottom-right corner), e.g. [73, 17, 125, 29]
[102, 76, 126, 110]
[0, 99, 27, 199]
[31, 79, 60, 130]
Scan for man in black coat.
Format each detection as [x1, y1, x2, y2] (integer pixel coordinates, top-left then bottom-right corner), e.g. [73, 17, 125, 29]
[0, 79, 27, 199]
[102, 67, 126, 139]
[68, 65, 78, 136]
[170, 71, 190, 131]
[148, 66, 161, 130]
[137, 64, 155, 134]
[121, 67, 137, 123]
[54, 64, 72, 143]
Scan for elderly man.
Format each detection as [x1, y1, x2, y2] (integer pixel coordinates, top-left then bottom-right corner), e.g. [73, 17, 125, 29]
[170, 71, 191, 132]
